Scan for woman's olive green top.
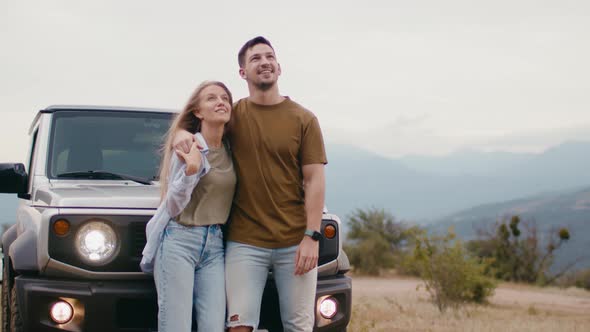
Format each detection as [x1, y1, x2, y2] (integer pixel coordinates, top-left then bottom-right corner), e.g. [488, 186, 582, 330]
[177, 144, 236, 226]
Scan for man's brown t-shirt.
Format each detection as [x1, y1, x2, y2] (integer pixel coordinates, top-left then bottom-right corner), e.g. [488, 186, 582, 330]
[227, 97, 327, 248]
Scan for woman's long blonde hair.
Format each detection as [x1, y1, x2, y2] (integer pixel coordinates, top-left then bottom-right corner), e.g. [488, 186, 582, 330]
[159, 81, 233, 199]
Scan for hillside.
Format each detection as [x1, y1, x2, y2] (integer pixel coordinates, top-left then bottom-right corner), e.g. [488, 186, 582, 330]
[430, 185, 590, 271]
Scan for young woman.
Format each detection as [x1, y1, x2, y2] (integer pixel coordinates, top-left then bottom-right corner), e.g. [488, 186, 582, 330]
[141, 81, 236, 332]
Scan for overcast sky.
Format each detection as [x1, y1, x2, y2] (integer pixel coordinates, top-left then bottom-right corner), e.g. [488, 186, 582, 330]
[1, 0, 589, 162]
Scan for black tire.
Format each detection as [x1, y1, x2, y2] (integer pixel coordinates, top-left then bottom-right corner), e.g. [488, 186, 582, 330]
[9, 283, 22, 332]
[1, 251, 11, 332]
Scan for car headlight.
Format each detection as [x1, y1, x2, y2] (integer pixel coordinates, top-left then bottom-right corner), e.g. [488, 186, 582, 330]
[75, 221, 119, 265]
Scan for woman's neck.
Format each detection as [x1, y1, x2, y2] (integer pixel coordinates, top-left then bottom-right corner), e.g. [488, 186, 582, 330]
[200, 124, 224, 148]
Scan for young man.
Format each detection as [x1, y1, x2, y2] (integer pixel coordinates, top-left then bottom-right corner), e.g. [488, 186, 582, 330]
[174, 36, 327, 332]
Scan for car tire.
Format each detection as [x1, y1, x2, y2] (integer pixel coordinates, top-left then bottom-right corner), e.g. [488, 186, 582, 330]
[1, 251, 11, 332]
[9, 283, 22, 332]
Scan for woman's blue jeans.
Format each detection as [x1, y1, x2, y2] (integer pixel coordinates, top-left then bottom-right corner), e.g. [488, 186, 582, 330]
[154, 220, 225, 332]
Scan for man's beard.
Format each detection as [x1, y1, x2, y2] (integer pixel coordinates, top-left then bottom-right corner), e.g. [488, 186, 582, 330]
[255, 80, 275, 91]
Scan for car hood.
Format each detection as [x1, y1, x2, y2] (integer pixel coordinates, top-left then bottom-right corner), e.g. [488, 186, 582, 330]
[35, 181, 161, 209]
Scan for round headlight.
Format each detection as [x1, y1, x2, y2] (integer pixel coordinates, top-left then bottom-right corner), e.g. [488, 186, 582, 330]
[75, 221, 119, 265]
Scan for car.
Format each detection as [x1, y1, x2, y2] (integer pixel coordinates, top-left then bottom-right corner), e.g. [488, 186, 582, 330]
[0, 105, 352, 332]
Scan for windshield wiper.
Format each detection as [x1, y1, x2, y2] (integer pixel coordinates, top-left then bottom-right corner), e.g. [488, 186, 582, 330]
[56, 170, 153, 185]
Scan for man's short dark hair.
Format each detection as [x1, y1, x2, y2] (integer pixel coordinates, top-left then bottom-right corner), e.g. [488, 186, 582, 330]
[238, 36, 275, 68]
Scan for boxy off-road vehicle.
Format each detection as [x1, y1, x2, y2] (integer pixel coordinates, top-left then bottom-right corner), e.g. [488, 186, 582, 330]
[0, 105, 351, 331]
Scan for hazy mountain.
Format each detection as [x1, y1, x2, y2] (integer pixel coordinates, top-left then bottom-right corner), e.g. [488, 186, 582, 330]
[429, 185, 590, 271]
[399, 141, 590, 178]
[400, 149, 532, 176]
[325, 144, 511, 221]
[324, 140, 590, 222]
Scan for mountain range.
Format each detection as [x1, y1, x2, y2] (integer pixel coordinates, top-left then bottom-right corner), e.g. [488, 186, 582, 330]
[325, 140, 590, 222]
[429, 185, 590, 271]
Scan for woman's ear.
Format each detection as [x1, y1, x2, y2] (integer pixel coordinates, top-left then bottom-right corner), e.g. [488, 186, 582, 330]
[192, 109, 204, 120]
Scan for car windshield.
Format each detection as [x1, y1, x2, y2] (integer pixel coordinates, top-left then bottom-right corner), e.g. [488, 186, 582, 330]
[48, 110, 174, 181]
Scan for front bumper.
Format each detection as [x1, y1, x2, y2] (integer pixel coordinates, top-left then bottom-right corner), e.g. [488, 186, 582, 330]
[14, 273, 352, 332]
[14, 276, 158, 331]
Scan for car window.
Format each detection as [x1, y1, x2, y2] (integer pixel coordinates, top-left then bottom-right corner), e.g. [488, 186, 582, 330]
[48, 111, 173, 180]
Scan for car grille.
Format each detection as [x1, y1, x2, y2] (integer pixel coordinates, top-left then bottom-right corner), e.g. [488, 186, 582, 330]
[129, 222, 148, 258]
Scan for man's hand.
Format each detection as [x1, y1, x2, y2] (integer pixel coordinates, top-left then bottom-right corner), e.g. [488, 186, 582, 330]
[175, 141, 202, 175]
[294, 236, 319, 275]
[173, 129, 197, 153]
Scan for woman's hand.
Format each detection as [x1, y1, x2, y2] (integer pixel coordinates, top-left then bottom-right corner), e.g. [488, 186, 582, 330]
[175, 141, 202, 176]
[173, 130, 197, 154]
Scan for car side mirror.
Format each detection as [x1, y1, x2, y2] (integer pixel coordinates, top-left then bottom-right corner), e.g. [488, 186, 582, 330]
[0, 163, 28, 195]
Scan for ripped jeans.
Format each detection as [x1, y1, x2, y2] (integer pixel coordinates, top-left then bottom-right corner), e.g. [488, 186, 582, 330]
[154, 220, 225, 332]
[225, 241, 317, 332]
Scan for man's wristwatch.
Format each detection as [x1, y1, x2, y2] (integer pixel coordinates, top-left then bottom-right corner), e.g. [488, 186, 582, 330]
[304, 229, 323, 241]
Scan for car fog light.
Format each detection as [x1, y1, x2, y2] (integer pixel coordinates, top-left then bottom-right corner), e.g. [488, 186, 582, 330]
[50, 301, 73, 324]
[319, 297, 338, 319]
[75, 221, 118, 265]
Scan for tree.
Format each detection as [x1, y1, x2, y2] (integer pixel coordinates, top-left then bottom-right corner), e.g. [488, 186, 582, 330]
[466, 215, 572, 284]
[344, 208, 423, 275]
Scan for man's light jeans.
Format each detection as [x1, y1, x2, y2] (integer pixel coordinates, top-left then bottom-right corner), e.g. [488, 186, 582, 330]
[154, 220, 225, 332]
[225, 241, 317, 332]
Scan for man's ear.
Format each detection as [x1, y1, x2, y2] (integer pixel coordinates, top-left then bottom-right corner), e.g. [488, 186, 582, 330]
[239, 68, 246, 79]
[277, 63, 282, 76]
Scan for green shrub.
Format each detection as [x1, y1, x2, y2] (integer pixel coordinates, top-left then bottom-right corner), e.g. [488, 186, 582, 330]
[344, 208, 423, 275]
[411, 230, 496, 312]
[466, 215, 572, 284]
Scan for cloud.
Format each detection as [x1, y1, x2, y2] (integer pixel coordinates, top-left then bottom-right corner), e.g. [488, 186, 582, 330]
[327, 122, 590, 158]
[2, 1, 590, 161]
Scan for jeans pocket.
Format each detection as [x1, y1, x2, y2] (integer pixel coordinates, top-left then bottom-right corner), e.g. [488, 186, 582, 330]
[164, 226, 186, 241]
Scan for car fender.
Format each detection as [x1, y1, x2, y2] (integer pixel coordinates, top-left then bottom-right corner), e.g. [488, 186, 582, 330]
[1, 224, 18, 253]
[9, 229, 38, 273]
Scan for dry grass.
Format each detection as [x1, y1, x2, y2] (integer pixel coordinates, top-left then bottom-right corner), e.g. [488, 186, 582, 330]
[349, 275, 590, 332]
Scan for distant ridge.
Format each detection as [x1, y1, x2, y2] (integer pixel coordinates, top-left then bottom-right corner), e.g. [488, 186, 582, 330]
[430, 185, 590, 271]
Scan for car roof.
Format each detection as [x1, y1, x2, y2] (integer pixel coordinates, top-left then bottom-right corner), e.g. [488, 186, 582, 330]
[41, 105, 179, 114]
[29, 105, 179, 133]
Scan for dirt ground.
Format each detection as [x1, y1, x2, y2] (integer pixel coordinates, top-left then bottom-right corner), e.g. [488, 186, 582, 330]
[350, 276, 590, 332]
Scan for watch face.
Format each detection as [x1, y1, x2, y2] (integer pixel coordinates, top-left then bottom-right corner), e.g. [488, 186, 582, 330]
[312, 231, 322, 241]
[305, 229, 322, 241]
